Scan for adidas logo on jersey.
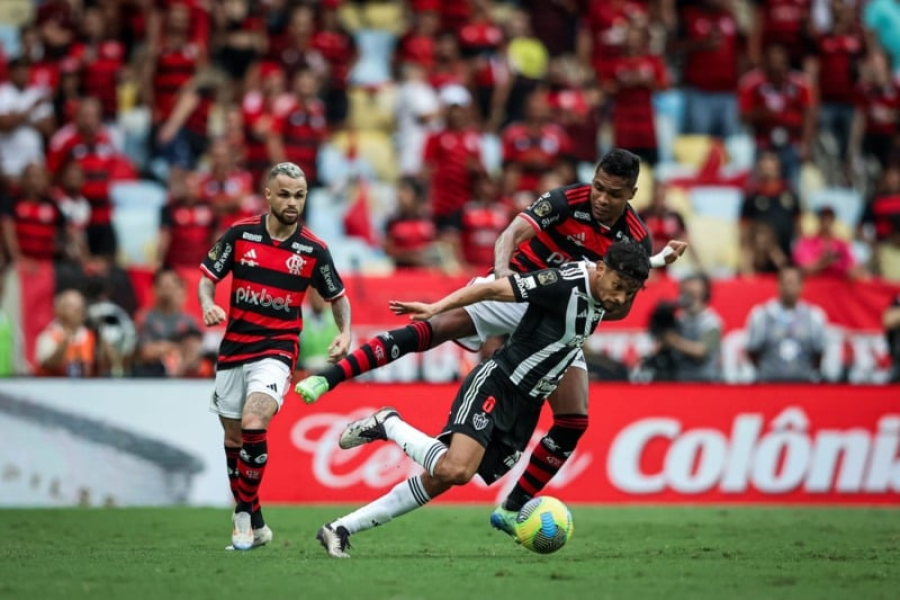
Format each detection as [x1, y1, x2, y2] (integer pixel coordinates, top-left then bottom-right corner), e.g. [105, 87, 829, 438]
[240, 248, 259, 267]
[566, 232, 586, 246]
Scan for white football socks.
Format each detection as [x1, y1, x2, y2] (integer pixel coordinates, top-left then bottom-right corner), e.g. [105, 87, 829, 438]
[335, 475, 431, 534]
[383, 417, 447, 476]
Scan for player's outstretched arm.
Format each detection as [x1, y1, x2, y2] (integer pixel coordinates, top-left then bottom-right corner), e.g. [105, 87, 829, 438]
[493, 216, 537, 278]
[390, 277, 517, 321]
[198, 276, 226, 326]
[327, 295, 352, 362]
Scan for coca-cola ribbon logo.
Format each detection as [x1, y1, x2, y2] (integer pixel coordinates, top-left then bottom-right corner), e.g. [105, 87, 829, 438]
[608, 408, 900, 495]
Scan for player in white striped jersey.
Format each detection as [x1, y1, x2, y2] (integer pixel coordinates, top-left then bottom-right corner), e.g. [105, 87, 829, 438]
[316, 241, 649, 558]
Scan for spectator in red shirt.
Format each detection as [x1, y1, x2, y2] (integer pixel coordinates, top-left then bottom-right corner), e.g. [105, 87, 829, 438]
[501, 88, 574, 193]
[47, 98, 129, 258]
[547, 57, 603, 167]
[271, 67, 329, 189]
[429, 31, 470, 90]
[383, 177, 437, 269]
[158, 168, 217, 270]
[859, 165, 900, 270]
[396, 2, 440, 71]
[146, 2, 209, 169]
[738, 43, 816, 187]
[602, 23, 669, 166]
[804, 1, 865, 169]
[70, 5, 125, 123]
[749, 0, 812, 68]
[850, 51, 900, 171]
[577, 0, 649, 82]
[36, 0, 79, 60]
[198, 137, 256, 234]
[459, 0, 506, 123]
[0, 163, 70, 264]
[677, 0, 744, 138]
[460, 174, 509, 270]
[421, 84, 484, 240]
[241, 62, 289, 186]
[311, 0, 357, 127]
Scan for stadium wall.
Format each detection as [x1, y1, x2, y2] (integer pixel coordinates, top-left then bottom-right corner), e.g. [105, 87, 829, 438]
[1, 380, 897, 507]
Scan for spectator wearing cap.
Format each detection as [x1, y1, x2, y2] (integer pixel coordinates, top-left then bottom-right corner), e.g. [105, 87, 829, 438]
[421, 84, 484, 244]
[0, 58, 55, 183]
[793, 206, 859, 279]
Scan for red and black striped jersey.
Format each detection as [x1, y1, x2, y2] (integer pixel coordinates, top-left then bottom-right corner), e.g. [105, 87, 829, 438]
[1, 195, 65, 261]
[200, 215, 346, 370]
[510, 183, 652, 274]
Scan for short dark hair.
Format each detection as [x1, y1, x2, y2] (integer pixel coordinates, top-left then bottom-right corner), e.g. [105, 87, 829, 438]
[681, 273, 712, 303]
[596, 149, 641, 187]
[154, 267, 184, 287]
[603, 240, 649, 285]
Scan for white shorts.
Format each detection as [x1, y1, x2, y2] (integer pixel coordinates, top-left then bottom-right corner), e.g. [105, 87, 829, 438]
[460, 276, 587, 371]
[209, 358, 292, 419]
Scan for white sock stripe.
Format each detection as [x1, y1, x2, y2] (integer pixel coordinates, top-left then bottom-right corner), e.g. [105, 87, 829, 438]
[423, 443, 447, 474]
[407, 476, 430, 506]
[455, 360, 496, 425]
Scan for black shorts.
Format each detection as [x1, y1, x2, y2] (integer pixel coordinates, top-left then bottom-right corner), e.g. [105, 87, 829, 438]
[86, 223, 118, 257]
[438, 359, 542, 485]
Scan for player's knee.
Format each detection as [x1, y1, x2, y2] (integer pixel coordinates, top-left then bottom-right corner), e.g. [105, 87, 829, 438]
[433, 460, 476, 486]
[241, 414, 270, 430]
[548, 390, 588, 414]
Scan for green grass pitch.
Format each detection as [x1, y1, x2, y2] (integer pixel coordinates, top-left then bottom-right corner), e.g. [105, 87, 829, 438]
[1, 506, 897, 600]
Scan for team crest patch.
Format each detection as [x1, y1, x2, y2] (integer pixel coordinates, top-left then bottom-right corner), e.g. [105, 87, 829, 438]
[285, 254, 306, 275]
[472, 412, 489, 431]
[208, 242, 222, 260]
[536, 270, 558, 285]
[533, 199, 552, 217]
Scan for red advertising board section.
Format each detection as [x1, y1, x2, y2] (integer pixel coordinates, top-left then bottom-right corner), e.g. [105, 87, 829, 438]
[265, 383, 900, 505]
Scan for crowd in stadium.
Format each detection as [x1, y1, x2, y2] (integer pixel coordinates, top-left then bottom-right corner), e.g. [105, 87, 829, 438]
[0, 0, 898, 381]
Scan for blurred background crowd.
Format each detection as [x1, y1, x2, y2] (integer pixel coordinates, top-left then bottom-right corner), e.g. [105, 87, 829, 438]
[0, 0, 898, 382]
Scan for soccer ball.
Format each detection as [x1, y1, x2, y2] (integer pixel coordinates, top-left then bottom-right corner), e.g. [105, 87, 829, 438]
[513, 496, 573, 554]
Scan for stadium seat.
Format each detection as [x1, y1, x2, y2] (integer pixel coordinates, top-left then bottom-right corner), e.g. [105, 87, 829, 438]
[805, 187, 864, 229]
[347, 84, 397, 133]
[339, 1, 406, 35]
[683, 214, 740, 275]
[671, 135, 714, 169]
[653, 90, 685, 164]
[329, 130, 398, 182]
[0, 0, 31, 28]
[349, 29, 397, 87]
[688, 185, 743, 222]
[0, 24, 20, 57]
[110, 180, 167, 267]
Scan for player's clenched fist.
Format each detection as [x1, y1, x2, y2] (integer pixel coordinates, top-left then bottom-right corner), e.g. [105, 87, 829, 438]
[203, 304, 227, 326]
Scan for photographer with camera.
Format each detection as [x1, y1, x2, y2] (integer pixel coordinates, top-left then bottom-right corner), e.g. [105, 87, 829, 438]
[642, 274, 723, 382]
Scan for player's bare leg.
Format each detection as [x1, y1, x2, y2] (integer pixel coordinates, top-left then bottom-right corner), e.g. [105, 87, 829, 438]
[230, 393, 278, 551]
[318, 413, 484, 558]
[296, 308, 477, 403]
[492, 368, 589, 535]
